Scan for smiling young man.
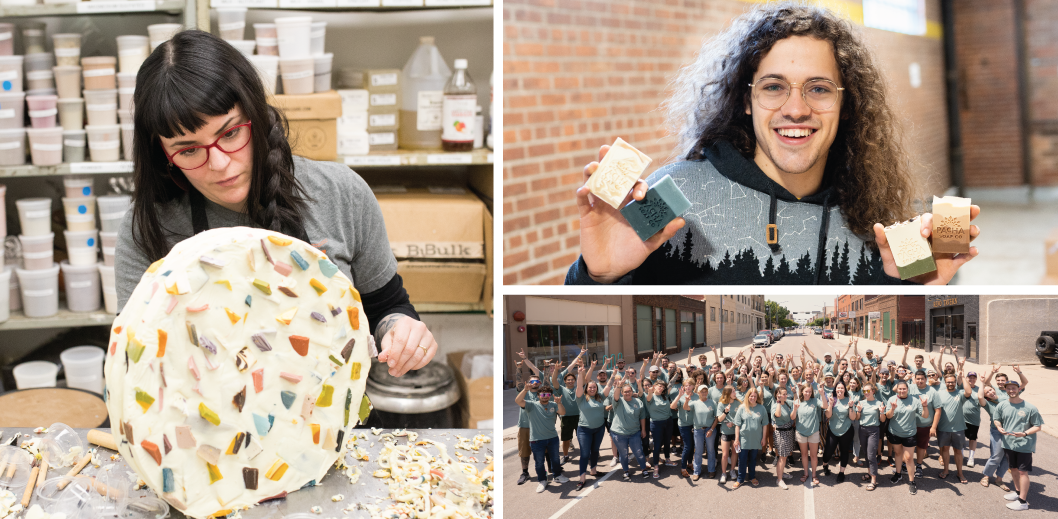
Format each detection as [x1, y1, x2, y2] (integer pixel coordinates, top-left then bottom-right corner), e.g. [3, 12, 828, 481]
[566, 4, 980, 285]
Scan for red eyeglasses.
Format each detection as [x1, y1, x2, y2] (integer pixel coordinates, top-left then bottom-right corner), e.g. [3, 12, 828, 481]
[164, 121, 252, 170]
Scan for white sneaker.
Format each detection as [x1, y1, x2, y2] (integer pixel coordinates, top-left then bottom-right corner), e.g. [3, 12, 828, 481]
[967, 455, 974, 468]
[730, 468, 737, 479]
[1006, 501, 1028, 511]
[783, 473, 793, 480]
[553, 475, 569, 484]
[610, 458, 619, 467]
[778, 480, 788, 490]
[536, 481, 547, 493]
[1004, 492, 1020, 501]
[719, 473, 727, 483]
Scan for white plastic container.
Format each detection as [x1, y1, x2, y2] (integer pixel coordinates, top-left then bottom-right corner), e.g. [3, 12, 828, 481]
[12, 360, 58, 389]
[313, 53, 332, 93]
[63, 229, 98, 266]
[217, 8, 247, 40]
[115, 35, 149, 74]
[83, 89, 117, 126]
[118, 108, 133, 125]
[85, 124, 120, 162]
[26, 127, 63, 165]
[26, 94, 58, 128]
[63, 176, 92, 198]
[60, 262, 101, 313]
[147, 24, 181, 49]
[399, 36, 450, 150]
[248, 55, 278, 95]
[0, 23, 12, 56]
[0, 55, 23, 93]
[53, 65, 81, 99]
[60, 346, 105, 393]
[81, 56, 116, 91]
[63, 129, 85, 163]
[16, 263, 59, 317]
[280, 57, 314, 95]
[25, 69, 55, 92]
[57, 98, 83, 131]
[0, 266, 9, 323]
[16, 198, 51, 236]
[24, 52, 54, 73]
[0, 127, 25, 166]
[19, 233, 54, 270]
[97, 194, 130, 233]
[4, 265, 20, 311]
[0, 183, 5, 239]
[97, 263, 114, 288]
[0, 91, 25, 129]
[117, 71, 135, 112]
[100, 231, 117, 267]
[225, 39, 255, 58]
[62, 195, 95, 218]
[274, 16, 312, 59]
[21, 26, 46, 56]
[253, 23, 277, 56]
[310, 21, 327, 56]
[98, 264, 116, 314]
[52, 33, 82, 67]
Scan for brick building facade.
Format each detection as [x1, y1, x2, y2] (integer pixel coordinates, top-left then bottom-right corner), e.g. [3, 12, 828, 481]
[864, 295, 927, 347]
[836, 295, 870, 336]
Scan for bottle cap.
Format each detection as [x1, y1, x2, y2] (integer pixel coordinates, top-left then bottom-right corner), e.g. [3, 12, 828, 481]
[454, 59, 468, 69]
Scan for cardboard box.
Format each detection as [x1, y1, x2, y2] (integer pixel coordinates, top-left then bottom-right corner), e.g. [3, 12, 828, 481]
[448, 351, 493, 429]
[376, 188, 491, 305]
[1046, 227, 1058, 276]
[272, 91, 341, 161]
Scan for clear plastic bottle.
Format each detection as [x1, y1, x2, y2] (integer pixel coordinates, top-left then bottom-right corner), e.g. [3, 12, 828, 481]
[441, 59, 476, 152]
[400, 36, 451, 150]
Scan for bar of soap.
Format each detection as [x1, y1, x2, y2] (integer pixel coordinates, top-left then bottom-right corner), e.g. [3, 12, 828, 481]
[586, 137, 653, 209]
[883, 217, 937, 279]
[619, 175, 692, 241]
[930, 195, 971, 253]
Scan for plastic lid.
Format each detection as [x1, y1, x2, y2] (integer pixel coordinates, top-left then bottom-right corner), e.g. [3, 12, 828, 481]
[454, 59, 468, 69]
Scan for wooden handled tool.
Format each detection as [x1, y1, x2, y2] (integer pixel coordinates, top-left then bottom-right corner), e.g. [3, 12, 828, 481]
[21, 461, 39, 508]
[36, 460, 48, 488]
[0, 454, 9, 479]
[88, 429, 118, 451]
[56, 453, 93, 491]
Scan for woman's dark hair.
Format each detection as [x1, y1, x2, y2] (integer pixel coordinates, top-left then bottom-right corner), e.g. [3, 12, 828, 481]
[130, 30, 309, 260]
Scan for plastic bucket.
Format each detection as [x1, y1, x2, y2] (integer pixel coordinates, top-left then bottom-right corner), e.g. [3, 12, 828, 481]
[57, 98, 84, 131]
[60, 346, 105, 393]
[63, 129, 86, 163]
[100, 231, 116, 266]
[248, 55, 278, 95]
[16, 198, 51, 236]
[63, 176, 92, 197]
[53, 33, 82, 67]
[97, 263, 114, 288]
[83, 89, 117, 126]
[63, 229, 98, 266]
[0, 55, 23, 92]
[0, 23, 12, 56]
[53, 65, 81, 99]
[119, 123, 133, 162]
[225, 39, 255, 58]
[85, 124, 120, 162]
[217, 8, 247, 40]
[97, 195, 129, 233]
[279, 57, 314, 95]
[275, 16, 312, 59]
[62, 195, 95, 217]
[0, 91, 24, 129]
[26, 127, 63, 165]
[254, 23, 277, 56]
[27, 94, 58, 128]
[81, 56, 116, 90]
[5, 265, 20, 311]
[115, 35, 149, 74]
[0, 127, 25, 166]
[118, 108, 133, 125]
[26, 68, 55, 91]
[147, 24, 181, 49]
[13, 360, 58, 388]
[19, 233, 54, 270]
[15, 262, 59, 316]
[117, 72, 135, 111]
[99, 264, 116, 313]
[314, 53, 332, 93]
[60, 262, 101, 313]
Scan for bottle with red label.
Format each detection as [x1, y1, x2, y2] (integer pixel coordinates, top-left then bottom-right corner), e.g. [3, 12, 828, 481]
[441, 59, 476, 152]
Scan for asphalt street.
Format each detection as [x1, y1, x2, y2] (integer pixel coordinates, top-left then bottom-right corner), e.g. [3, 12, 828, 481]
[503, 329, 1058, 518]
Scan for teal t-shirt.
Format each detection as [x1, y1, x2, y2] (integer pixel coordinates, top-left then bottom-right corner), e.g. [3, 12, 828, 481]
[734, 388, 749, 405]
[828, 397, 853, 436]
[717, 400, 739, 435]
[668, 386, 682, 419]
[771, 401, 794, 428]
[908, 384, 937, 428]
[963, 387, 981, 426]
[644, 394, 672, 421]
[795, 398, 822, 437]
[517, 389, 539, 428]
[758, 387, 774, 417]
[876, 380, 896, 404]
[866, 356, 879, 368]
[819, 359, 835, 375]
[576, 395, 607, 429]
[690, 398, 717, 429]
[858, 399, 885, 427]
[559, 384, 579, 417]
[611, 397, 646, 436]
[676, 394, 696, 427]
[887, 395, 920, 438]
[996, 400, 1044, 453]
[982, 396, 1002, 427]
[524, 400, 559, 441]
[935, 388, 968, 432]
[709, 386, 724, 406]
[733, 404, 768, 449]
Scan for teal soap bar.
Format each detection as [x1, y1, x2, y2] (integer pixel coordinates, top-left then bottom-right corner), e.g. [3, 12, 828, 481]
[620, 175, 691, 241]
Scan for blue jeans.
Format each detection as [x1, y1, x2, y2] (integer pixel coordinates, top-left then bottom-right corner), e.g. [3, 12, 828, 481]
[576, 425, 605, 476]
[738, 448, 759, 483]
[612, 432, 647, 473]
[678, 425, 694, 470]
[981, 426, 1009, 480]
[649, 419, 672, 466]
[529, 436, 561, 483]
[693, 427, 717, 475]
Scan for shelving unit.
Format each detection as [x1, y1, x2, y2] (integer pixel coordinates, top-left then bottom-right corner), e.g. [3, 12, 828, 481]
[0, 307, 114, 331]
[0, 0, 184, 18]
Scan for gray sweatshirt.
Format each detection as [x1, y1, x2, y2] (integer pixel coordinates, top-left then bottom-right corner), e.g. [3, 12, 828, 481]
[116, 156, 398, 311]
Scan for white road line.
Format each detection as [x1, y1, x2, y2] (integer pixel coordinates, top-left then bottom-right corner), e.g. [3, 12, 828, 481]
[804, 480, 816, 519]
[547, 469, 619, 519]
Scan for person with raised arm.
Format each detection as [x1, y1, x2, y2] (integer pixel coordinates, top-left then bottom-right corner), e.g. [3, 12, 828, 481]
[756, 372, 776, 466]
[994, 378, 1045, 511]
[671, 379, 698, 478]
[716, 385, 741, 484]
[514, 348, 544, 485]
[556, 353, 585, 466]
[977, 366, 1011, 490]
[908, 369, 941, 479]
[934, 366, 972, 483]
[856, 383, 886, 490]
[962, 367, 981, 468]
[573, 361, 611, 491]
[771, 385, 796, 489]
[516, 379, 568, 493]
[686, 383, 719, 480]
[732, 387, 768, 488]
[822, 381, 855, 483]
[643, 378, 675, 477]
[794, 382, 823, 485]
[886, 379, 929, 494]
[611, 381, 650, 480]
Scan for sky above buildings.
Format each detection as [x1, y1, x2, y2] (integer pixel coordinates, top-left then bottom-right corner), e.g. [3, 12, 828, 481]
[764, 295, 838, 313]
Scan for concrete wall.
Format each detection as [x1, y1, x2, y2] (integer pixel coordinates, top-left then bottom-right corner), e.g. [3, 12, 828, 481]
[981, 296, 1058, 364]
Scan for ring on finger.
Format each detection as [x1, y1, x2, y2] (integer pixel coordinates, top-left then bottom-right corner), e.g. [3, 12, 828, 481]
[419, 345, 429, 354]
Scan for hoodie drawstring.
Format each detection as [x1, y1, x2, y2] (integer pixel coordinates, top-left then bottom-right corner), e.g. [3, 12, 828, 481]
[767, 191, 780, 253]
[814, 193, 832, 285]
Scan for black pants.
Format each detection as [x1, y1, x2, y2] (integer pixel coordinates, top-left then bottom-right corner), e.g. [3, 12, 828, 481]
[823, 427, 855, 468]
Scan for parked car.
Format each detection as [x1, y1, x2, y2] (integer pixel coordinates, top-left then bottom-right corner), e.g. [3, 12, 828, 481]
[1036, 331, 1058, 367]
[822, 329, 834, 339]
[753, 334, 770, 348]
[773, 329, 783, 340]
[758, 329, 774, 343]
[815, 327, 823, 335]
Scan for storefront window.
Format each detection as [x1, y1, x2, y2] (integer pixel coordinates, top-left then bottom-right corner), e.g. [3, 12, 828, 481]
[655, 307, 663, 351]
[665, 308, 676, 349]
[710, 307, 716, 321]
[695, 313, 704, 345]
[525, 324, 560, 370]
[951, 314, 964, 345]
[636, 305, 653, 354]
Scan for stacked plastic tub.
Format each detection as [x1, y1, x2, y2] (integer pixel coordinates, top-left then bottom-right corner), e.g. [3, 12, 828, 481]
[0, 183, 7, 323]
[0, 23, 26, 167]
[97, 193, 129, 269]
[14, 195, 58, 317]
[243, 13, 328, 95]
[60, 177, 102, 313]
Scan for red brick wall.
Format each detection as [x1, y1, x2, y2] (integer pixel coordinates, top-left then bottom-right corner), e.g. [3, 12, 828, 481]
[504, 0, 951, 284]
[1026, 0, 1058, 185]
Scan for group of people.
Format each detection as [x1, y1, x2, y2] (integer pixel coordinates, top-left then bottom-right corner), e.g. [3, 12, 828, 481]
[513, 339, 1044, 511]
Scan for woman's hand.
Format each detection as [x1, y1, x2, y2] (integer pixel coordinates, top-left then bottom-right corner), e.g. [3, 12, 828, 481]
[576, 145, 685, 283]
[872, 207, 980, 285]
[375, 315, 438, 377]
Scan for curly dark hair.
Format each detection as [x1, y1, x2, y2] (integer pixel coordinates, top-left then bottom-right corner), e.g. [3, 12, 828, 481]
[663, 2, 918, 236]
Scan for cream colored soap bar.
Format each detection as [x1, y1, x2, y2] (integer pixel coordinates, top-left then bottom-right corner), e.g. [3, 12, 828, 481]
[883, 217, 937, 280]
[586, 137, 653, 210]
[103, 227, 372, 519]
[931, 195, 971, 254]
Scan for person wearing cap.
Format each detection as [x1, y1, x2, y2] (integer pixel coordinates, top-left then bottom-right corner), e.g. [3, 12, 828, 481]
[886, 379, 929, 494]
[514, 350, 545, 485]
[610, 379, 650, 480]
[756, 372, 776, 466]
[606, 356, 627, 376]
[983, 364, 1029, 402]
[864, 341, 890, 368]
[667, 368, 684, 453]
[856, 383, 886, 490]
[961, 369, 981, 467]
[643, 378, 675, 477]
[516, 380, 569, 493]
[935, 366, 973, 483]
[671, 379, 698, 478]
[926, 369, 942, 390]
[771, 385, 796, 489]
[908, 369, 940, 479]
[574, 361, 613, 491]
[732, 385, 768, 488]
[802, 341, 835, 375]
[977, 368, 1011, 491]
[603, 373, 622, 468]
[686, 383, 719, 480]
[794, 382, 823, 485]
[994, 378, 1044, 511]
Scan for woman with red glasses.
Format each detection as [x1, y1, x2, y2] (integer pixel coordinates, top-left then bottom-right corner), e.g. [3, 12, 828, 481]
[116, 30, 436, 377]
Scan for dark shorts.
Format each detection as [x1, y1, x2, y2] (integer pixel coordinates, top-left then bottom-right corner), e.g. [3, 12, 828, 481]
[965, 423, 980, 441]
[1005, 449, 1033, 472]
[605, 419, 613, 433]
[915, 426, 931, 450]
[893, 434, 917, 448]
[561, 415, 579, 441]
[721, 433, 736, 443]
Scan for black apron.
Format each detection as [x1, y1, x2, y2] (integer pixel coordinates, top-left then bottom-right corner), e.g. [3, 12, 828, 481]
[189, 189, 310, 244]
